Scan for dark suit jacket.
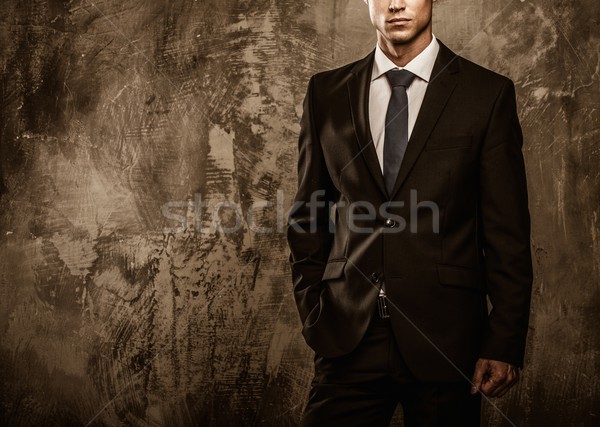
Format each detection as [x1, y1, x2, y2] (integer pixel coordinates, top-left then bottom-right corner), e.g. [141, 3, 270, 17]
[287, 40, 533, 382]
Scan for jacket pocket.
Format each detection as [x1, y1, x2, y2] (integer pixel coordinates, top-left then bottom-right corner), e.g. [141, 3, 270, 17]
[321, 259, 346, 281]
[425, 135, 472, 151]
[437, 263, 483, 291]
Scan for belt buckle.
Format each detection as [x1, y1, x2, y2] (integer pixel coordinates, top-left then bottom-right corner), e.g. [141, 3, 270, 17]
[377, 291, 390, 319]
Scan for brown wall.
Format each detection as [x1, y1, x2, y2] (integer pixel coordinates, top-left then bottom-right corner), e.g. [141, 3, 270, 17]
[0, 0, 598, 425]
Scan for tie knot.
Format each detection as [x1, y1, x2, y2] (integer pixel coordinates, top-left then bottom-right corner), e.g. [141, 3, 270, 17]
[386, 69, 416, 88]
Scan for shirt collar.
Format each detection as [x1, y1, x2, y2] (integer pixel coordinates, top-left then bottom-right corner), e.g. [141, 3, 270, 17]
[371, 34, 440, 83]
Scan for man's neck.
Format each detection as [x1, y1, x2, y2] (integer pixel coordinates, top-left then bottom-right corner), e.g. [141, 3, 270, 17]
[378, 32, 433, 68]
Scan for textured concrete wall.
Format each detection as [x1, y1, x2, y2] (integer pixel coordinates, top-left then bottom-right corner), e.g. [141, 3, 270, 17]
[0, 0, 597, 426]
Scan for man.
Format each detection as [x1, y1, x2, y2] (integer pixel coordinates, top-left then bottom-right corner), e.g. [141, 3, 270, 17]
[286, 0, 533, 425]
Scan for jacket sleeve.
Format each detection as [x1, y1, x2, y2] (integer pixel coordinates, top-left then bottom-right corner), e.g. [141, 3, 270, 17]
[478, 78, 534, 367]
[286, 75, 336, 327]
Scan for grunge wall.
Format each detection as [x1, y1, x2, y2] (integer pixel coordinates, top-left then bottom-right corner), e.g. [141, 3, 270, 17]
[0, 0, 598, 425]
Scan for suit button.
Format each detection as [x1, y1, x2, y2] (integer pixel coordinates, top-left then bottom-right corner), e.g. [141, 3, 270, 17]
[370, 272, 381, 283]
[384, 218, 397, 228]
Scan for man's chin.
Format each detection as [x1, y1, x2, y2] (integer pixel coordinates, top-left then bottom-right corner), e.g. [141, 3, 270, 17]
[381, 27, 432, 49]
[387, 34, 416, 45]
[381, 28, 415, 43]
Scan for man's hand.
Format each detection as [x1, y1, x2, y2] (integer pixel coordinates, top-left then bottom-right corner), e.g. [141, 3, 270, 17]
[470, 358, 520, 397]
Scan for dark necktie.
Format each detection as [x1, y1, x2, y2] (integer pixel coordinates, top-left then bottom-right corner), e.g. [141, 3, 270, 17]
[383, 69, 416, 196]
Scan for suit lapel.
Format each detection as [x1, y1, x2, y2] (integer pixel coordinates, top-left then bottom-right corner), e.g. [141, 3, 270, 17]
[346, 41, 461, 200]
[389, 41, 460, 198]
[347, 50, 388, 199]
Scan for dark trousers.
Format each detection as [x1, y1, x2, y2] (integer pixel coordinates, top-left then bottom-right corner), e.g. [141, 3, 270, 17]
[302, 307, 481, 427]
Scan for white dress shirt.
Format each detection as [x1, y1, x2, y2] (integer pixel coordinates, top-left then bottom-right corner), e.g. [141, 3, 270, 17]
[368, 35, 440, 173]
